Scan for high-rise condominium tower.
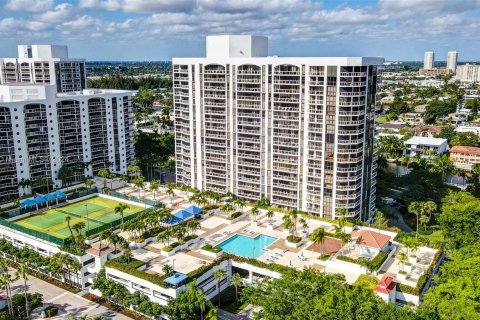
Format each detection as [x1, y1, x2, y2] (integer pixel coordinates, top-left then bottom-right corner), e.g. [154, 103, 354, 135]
[0, 45, 135, 201]
[173, 35, 383, 221]
[424, 51, 435, 69]
[447, 51, 458, 73]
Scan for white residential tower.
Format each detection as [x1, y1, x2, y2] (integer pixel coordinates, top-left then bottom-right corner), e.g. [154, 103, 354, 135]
[423, 51, 434, 69]
[173, 35, 383, 221]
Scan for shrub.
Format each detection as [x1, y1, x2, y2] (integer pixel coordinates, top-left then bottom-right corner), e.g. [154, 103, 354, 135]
[353, 274, 378, 290]
[370, 251, 389, 270]
[337, 255, 360, 264]
[228, 211, 243, 220]
[201, 244, 222, 253]
[43, 306, 59, 317]
[317, 254, 330, 261]
[286, 235, 302, 243]
[163, 241, 182, 252]
[183, 234, 198, 242]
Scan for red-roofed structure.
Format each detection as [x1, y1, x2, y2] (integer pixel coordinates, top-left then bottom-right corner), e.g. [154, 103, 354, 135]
[374, 275, 396, 303]
[351, 230, 391, 250]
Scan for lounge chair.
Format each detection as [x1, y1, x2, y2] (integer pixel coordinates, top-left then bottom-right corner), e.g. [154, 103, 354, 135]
[249, 231, 255, 235]
[274, 252, 283, 257]
[270, 256, 279, 260]
[266, 258, 274, 263]
[242, 229, 248, 233]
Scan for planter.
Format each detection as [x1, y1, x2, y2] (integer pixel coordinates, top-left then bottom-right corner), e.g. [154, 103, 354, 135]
[226, 214, 244, 224]
[408, 256, 417, 264]
[201, 249, 224, 258]
[130, 239, 148, 249]
[252, 220, 258, 228]
[396, 273, 407, 282]
[404, 263, 413, 273]
[267, 223, 275, 231]
[161, 248, 177, 257]
[286, 240, 303, 248]
[301, 231, 308, 238]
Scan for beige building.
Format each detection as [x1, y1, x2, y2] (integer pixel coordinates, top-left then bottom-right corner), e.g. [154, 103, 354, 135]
[449, 146, 480, 170]
[456, 64, 480, 82]
[418, 68, 449, 76]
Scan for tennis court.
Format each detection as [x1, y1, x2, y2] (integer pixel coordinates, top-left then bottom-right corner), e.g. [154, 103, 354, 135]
[13, 196, 144, 239]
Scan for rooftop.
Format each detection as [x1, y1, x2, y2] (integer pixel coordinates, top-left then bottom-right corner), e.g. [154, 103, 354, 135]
[351, 230, 391, 250]
[374, 275, 396, 294]
[450, 145, 480, 155]
[405, 136, 448, 146]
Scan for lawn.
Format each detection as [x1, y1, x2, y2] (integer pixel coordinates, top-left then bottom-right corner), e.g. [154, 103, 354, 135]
[13, 196, 143, 239]
[376, 115, 388, 123]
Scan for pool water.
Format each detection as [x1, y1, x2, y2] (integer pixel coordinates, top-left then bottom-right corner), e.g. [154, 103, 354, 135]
[217, 234, 278, 258]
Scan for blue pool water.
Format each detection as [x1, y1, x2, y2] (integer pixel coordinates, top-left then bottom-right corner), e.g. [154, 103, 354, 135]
[217, 234, 278, 258]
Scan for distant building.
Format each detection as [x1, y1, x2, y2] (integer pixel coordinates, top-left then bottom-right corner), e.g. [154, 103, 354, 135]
[424, 51, 434, 69]
[374, 275, 397, 303]
[447, 51, 458, 73]
[412, 125, 442, 137]
[449, 145, 480, 170]
[456, 64, 480, 82]
[455, 125, 480, 135]
[404, 136, 448, 157]
[419, 68, 449, 76]
[398, 112, 424, 125]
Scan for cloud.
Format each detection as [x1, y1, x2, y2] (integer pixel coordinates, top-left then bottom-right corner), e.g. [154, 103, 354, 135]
[78, 0, 196, 13]
[4, 0, 54, 12]
[35, 3, 73, 23]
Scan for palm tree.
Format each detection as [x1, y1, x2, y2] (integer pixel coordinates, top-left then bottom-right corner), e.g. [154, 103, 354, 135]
[233, 198, 246, 211]
[149, 180, 160, 199]
[266, 210, 274, 225]
[157, 229, 171, 246]
[0, 260, 16, 317]
[65, 216, 74, 240]
[186, 220, 201, 236]
[114, 202, 130, 225]
[299, 218, 309, 236]
[166, 183, 176, 204]
[108, 233, 121, 253]
[398, 251, 408, 272]
[127, 165, 141, 180]
[430, 154, 454, 179]
[420, 214, 430, 232]
[213, 269, 227, 306]
[250, 206, 260, 224]
[288, 208, 299, 236]
[98, 169, 110, 190]
[283, 215, 294, 235]
[162, 264, 174, 277]
[221, 203, 235, 218]
[99, 230, 111, 253]
[84, 178, 96, 189]
[231, 273, 243, 305]
[408, 201, 424, 240]
[309, 227, 326, 257]
[423, 200, 437, 220]
[15, 264, 30, 319]
[132, 176, 145, 199]
[205, 306, 219, 320]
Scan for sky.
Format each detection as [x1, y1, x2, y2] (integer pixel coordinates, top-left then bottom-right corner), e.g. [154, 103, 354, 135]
[1, 0, 480, 61]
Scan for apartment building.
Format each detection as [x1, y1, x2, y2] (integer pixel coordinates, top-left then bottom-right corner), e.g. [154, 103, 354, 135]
[423, 52, 434, 69]
[447, 51, 458, 73]
[456, 64, 480, 82]
[404, 137, 448, 157]
[0, 45, 135, 201]
[173, 35, 383, 220]
[0, 45, 86, 93]
[449, 145, 480, 170]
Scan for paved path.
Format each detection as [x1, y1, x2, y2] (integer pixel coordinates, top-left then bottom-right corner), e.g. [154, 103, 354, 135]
[7, 269, 131, 320]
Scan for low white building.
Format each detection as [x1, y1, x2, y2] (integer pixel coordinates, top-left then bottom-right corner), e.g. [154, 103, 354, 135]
[404, 136, 448, 157]
[455, 125, 480, 135]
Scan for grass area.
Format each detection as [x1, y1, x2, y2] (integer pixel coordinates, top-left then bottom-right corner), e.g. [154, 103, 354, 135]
[376, 115, 388, 123]
[423, 230, 444, 244]
[13, 196, 143, 239]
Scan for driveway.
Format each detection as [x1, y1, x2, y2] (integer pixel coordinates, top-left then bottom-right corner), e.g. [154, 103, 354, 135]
[7, 269, 130, 319]
[389, 207, 414, 232]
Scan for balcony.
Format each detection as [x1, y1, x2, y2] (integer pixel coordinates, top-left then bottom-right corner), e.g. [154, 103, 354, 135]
[340, 72, 367, 77]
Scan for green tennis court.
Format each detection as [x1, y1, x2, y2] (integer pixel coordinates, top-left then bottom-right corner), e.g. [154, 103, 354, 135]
[13, 196, 144, 239]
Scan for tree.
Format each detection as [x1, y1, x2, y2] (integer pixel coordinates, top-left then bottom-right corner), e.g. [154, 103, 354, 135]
[423, 200, 437, 220]
[119, 174, 129, 193]
[65, 216, 74, 240]
[373, 211, 389, 228]
[376, 135, 404, 159]
[149, 180, 160, 199]
[186, 220, 200, 236]
[98, 169, 110, 190]
[439, 194, 480, 249]
[165, 281, 216, 320]
[250, 206, 260, 223]
[213, 269, 227, 306]
[231, 273, 243, 305]
[114, 203, 130, 225]
[419, 214, 430, 231]
[0, 261, 16, 317]
[58, 165, 75, 188]
[430, 155, 453, 179]
[309, 227, 326, 257]
[221, 203, 235, 218]
[436, 124, 456, 140]
[84, 178, 96, 189]
[408, 201, 424, 240]
[15, 264, 30, 319]
[266, 210, 274, 225]
[162, 264, 174, 277]
[451, 131, 479, 147]
[422, 242, 480, 319]
[166, 183, 175, 204]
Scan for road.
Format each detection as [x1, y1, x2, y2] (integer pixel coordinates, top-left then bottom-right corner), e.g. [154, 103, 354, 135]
[7, 268, 131, 320]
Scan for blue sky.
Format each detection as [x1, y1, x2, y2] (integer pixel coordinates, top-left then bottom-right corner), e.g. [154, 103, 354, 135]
[1, 0, 480, 61]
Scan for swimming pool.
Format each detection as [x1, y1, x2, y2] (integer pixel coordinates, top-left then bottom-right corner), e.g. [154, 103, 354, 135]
[217, 234, 278, 259]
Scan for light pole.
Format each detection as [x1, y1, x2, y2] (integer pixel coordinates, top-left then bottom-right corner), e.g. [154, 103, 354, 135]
[172, 258, 176, 272]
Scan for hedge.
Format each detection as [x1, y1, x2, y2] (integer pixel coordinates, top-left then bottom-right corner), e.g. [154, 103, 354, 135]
[337, 255, 360, 265]
[370, 251, 389, 270]
[163, 241, 181, 252]
[201, 244, 222, 253]
[183, 234, 198, 242]
[43, 306, 58, 317]
[106, 260, 169, 288]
